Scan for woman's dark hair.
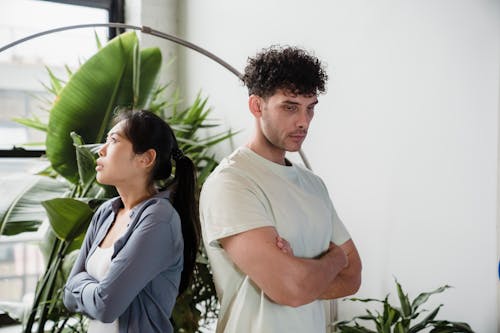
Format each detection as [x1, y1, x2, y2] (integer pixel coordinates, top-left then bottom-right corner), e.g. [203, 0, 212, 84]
[242, 45, 328, 98]
[112, 109, 200, 295]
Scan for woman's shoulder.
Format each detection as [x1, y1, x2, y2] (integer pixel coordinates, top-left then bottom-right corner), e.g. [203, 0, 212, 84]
[131, 199, 179, 240]
[137, 191, 177, 223]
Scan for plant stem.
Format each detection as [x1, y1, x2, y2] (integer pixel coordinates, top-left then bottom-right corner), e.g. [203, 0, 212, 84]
[36, 240, 70, 333]
[24, 237, 60, 333]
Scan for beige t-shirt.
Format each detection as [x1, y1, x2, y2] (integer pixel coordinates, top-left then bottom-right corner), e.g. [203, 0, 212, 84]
[200, 147, 351, 333]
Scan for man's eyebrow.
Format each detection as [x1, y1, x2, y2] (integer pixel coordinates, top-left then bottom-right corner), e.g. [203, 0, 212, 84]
[281, 100, 319, 106]
[282, 100, 300, 105]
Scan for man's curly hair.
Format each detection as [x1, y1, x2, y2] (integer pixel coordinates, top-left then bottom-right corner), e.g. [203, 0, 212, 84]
[242, 45, 328, 98]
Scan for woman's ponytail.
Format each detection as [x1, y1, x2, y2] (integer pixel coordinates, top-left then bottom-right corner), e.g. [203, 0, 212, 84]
[171, 149, 200, 295]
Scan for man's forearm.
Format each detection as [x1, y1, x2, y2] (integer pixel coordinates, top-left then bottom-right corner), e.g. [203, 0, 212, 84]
[319, 242, 362, 299]
[318, 269, 361, 299]
[276, 243, 348, 306]
[276, 238, 362, 301]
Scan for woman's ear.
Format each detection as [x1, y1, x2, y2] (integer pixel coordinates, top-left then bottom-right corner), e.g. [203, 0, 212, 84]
[248, 95, 263, 118]
[139, 149, 157, 169]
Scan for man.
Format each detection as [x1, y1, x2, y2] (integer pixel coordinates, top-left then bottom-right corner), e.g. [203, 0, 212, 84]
[200, 46, 362, 333]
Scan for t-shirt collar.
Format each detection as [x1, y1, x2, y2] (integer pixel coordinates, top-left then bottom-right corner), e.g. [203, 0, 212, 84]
[239, 146, 298, 180]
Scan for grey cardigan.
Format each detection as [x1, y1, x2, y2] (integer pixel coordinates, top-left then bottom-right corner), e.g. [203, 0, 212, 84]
[63, 191, 183, 333]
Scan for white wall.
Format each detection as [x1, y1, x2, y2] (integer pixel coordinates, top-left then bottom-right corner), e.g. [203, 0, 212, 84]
[176, 1, 499, 331]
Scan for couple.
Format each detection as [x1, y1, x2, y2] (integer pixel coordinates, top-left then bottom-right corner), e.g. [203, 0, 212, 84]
[63, 45, 362, 333]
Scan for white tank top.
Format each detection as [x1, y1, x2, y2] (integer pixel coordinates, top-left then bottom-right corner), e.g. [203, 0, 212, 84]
[86, 246, 119, 333]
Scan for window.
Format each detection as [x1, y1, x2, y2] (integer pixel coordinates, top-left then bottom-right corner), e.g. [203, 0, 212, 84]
[0, 0, 119, 154]
[0, 0, 120, 304]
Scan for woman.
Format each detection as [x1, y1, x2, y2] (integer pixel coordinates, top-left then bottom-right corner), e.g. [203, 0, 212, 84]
[63, 110, 200, 333]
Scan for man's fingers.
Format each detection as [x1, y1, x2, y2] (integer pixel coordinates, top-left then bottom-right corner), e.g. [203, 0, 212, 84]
[276, 236, 293, 255]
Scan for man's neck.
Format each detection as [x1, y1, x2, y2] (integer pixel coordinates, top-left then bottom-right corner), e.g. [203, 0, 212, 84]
[246, 140, 287, 166]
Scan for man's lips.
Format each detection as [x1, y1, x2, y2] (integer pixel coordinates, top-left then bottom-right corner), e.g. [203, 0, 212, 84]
[289, 132, 307, 140]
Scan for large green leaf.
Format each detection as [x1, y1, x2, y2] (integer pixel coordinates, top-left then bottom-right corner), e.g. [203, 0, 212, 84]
[0, 175, 69, 236]
[428, 321, 474, 333]
[71, 132, 99, 193]
[13, 116, 48, 132]
[61, 250, 80, 279]
[396, 279, 412, 318]
[335, 325, 377, 333]
[411, 285, 451, 313]
[42, 198, 93, 241]
[137, 47, 162, 108]
[45, 32, 162, 183]
[38, 228, 85, 267]
[409, 305, 442, 333]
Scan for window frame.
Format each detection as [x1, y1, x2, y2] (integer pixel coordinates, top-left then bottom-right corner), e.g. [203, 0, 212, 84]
[41, 0, 125, 38]
[0, 0, 124, 158]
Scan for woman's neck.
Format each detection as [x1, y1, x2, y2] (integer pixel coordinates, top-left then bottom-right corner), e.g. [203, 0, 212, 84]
[116, 185, 158, 211]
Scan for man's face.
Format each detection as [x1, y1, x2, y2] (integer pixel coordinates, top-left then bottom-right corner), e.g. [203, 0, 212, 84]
[257, 89, 318, 152]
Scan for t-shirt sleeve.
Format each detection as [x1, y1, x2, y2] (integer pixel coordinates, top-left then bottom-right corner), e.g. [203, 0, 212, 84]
[329, 201, 351, 245]
[316, 177, 351, 245]
[200, 170, 274, 248]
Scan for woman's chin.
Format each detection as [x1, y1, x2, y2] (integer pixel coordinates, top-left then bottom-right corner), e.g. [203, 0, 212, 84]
[96, 174, 111, 185]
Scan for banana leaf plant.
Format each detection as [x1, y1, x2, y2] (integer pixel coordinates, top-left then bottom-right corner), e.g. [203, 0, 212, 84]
[45, 31, 161, 185]
[0, 30, 233, 332]
[333, 279, 475, 333]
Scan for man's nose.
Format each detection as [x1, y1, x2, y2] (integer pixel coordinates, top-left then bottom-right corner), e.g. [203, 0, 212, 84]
[296, 110, 311, 129]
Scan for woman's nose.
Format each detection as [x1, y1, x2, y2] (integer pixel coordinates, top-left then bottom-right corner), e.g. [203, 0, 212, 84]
[98, 143, 106, 156]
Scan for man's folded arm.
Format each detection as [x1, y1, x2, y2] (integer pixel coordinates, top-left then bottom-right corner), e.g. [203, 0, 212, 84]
[219, 226, 348, 307]
[319, 239, 362, 299]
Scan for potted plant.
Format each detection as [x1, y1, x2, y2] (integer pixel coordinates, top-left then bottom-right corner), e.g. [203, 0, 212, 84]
[0, 30, 233, 332]
[333, 279, 474, 333]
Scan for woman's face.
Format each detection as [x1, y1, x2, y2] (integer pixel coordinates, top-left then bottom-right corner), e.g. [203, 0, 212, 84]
[96, 120, 144, 186]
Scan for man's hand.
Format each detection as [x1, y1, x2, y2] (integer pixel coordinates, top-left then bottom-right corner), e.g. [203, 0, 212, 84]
[276, 237, 349, 270]
[276, 236, 294, 255]
[324, 242, 348, 269]
[319, 239, 362, 299]
[275, 236, 357, 300]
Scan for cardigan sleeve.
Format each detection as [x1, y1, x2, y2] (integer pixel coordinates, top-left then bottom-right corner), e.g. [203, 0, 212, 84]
[63, 200, 182, 323]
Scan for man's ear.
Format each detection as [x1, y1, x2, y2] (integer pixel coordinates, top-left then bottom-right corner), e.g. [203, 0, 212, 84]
[248, 95, 263, 118]
[139, 149, 157, 169]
